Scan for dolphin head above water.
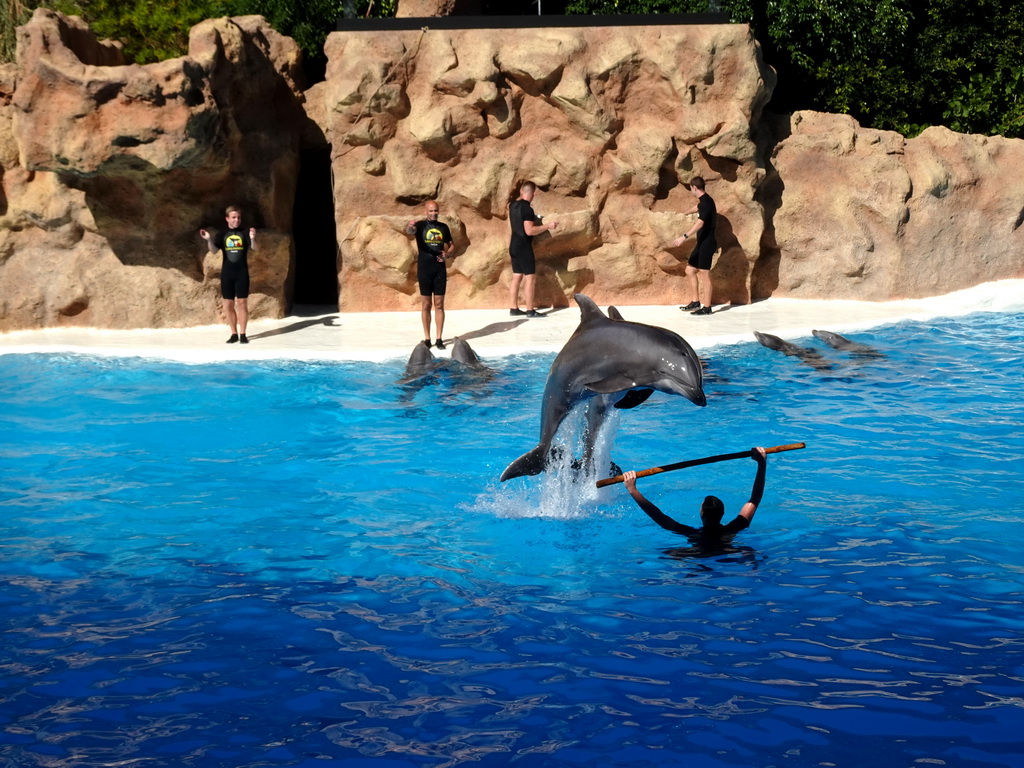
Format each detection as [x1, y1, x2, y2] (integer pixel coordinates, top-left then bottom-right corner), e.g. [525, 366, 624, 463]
[450, 337, 483, 367]
[500, 294, 706, 481]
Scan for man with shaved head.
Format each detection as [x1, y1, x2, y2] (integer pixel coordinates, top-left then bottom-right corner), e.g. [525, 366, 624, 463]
[406, 200, 455, 349]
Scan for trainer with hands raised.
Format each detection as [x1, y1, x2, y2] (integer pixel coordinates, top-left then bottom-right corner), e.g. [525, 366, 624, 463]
[200, 205, 256, 344]
[623, 447, 767, 538]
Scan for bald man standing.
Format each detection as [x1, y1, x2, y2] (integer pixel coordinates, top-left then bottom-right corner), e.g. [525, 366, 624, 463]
[406, 200, 455, 349]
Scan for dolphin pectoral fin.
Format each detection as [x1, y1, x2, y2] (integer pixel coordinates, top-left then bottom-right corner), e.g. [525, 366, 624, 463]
[607, 306, 625, 321]
[614, 388, 653, 409]
[500, 446, 549, 482]
[585, 374, 639, 394]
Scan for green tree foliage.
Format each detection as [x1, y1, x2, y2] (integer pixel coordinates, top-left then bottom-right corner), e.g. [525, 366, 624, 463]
[565, 0, 1024, 139]
[2, 0, 396, 66]
[71, 0, 233, 63]
[4, 0, 1020, 138]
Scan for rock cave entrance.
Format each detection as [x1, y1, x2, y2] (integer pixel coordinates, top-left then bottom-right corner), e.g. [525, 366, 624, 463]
[291, 146, 339, 309]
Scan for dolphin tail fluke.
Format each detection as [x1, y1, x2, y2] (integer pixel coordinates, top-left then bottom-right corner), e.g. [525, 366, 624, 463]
[500, 446, 549, 482]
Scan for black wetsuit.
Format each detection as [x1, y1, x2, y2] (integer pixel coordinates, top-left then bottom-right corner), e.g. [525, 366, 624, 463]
[509, 199, 539, 275]
[412, 219, 453, 296]
[213, 228, 252, 300]
[689, 194, 718, 270]
[671, 516, 749, 541]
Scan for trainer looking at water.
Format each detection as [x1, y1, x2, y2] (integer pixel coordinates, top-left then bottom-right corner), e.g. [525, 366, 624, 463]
[673, 176, 717, 316]
[406, 200, 455, 350]
[622, 447, 767, 539]
[200, 205, 255, 344]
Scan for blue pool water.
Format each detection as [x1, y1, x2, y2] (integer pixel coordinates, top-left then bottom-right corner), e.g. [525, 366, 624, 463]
[2, 311, 1023, 768]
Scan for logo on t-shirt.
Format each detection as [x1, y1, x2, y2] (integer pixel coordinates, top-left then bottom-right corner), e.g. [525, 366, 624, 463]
[224, 234, 245, 253]
[423, 227, 446, 248]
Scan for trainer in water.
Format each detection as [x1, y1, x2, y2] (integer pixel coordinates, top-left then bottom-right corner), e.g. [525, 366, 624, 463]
[622, 447, 767, 540]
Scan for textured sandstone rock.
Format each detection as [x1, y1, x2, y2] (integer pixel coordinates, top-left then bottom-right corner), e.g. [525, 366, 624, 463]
[0, 9, 307, 330]
[3, 11, 1023, 332]
[321, 23, 776, 311]
[770, 112, 1024, 299]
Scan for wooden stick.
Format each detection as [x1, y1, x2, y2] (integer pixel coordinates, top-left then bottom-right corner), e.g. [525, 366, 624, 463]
[596, 442, 806, 488]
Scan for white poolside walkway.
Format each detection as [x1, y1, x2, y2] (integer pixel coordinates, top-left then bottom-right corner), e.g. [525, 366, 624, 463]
[1, 280, 1021, 363]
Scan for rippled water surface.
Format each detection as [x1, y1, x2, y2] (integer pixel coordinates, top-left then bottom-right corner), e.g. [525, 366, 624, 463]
[2, 312, 1023, 767]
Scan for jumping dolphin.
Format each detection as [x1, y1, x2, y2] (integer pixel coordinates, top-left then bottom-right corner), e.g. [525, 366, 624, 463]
[753, 331, 835, 371]
[500, 294, 706, 482]
[812, 330, 884, 359]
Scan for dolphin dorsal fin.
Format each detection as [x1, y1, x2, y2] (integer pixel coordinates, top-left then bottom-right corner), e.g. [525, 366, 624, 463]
[607, 306, 625, 321]
[574, 294, 608, 326]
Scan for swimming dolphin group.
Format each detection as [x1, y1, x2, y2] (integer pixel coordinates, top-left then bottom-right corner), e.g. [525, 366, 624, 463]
[500, 294, 706, 482]
[754, 329, 883, 370]
[398, 337, 496, 394]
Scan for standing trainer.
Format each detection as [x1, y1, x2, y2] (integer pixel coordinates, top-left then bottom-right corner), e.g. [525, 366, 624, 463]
[673, 176, 717, 316]
[406, 200, 454, 349]
[201, 205, 255, 344]
[508, 182, 558, 318]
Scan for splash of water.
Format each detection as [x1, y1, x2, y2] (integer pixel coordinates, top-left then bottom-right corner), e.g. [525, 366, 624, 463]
[474, 407, 622, 520]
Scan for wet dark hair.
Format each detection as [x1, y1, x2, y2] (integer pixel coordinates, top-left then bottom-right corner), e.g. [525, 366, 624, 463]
[701, 494, 725, 524]
[689, 177, 706, 191]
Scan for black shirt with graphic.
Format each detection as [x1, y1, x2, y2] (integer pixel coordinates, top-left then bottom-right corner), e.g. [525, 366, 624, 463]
[213, 228, 252, 268]
[413, 220, 453, 262]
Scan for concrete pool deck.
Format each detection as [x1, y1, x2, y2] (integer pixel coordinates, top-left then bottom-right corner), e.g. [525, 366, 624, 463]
[1, 279, 1021, 364]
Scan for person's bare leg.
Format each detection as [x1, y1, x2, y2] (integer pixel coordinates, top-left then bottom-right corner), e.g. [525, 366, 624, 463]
[524, 274, 537, 312]
[236, 299, 248, 335]
[434, 295, 445, 342]
[509, 273, 523, 310]
[698, 269, 712, 308]
[685, 265, 699, 305]
[420, 296, 432, 342]
[223, 298, 238, 337]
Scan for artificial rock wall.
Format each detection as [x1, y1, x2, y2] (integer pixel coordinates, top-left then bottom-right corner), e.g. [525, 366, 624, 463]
[0, 9, 310, 330]
[1, 10, 1022, 330]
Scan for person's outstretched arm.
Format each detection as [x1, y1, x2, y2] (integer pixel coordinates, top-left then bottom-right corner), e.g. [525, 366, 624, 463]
[737, 447, 767, 523]
[623, 471, 697, 535]
[199, 229, 219, 254]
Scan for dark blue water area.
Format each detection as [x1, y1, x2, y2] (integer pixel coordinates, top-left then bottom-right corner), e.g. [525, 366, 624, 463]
[1, 312, 1023, 768]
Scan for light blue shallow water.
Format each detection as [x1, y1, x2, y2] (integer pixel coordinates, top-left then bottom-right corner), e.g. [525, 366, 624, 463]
[1, 312, 1023, 768]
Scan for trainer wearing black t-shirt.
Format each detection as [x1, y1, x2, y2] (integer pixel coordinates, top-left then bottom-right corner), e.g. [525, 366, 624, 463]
[508, 182, 558, 318]
[673, 176, 718, 316]
[200, 205, 256, 344]
[405, 200, 454, 349]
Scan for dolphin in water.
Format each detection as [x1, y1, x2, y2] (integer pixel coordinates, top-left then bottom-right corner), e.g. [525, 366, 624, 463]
[448, 336, 496, 392]
[812, 329, 884, 359]
[500, 294, 706, 482]
[450, 337, 484, 367]
[754, 331, 835, 371]
[397, 340, 440, 386]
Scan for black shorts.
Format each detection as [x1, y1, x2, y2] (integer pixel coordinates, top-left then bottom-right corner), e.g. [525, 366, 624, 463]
[688, 238, 717, 271]
[510, 246, 536, 276]
[221, 264, 250, 300]
[418, 257, 447, 296]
